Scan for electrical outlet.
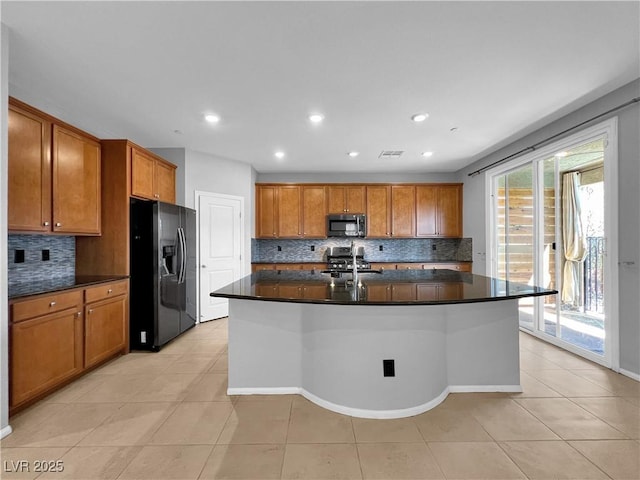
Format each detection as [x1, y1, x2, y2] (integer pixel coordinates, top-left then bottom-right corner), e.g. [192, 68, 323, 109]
[277, 246, 282, 252]
[310, 245, 315, 251]
[383, 359, 395, 377]
[432, 244, 437, 251]
[14, 250, 25, 263]
[42, 249, 50, 261]
[141, 331, 147, 343]
[379, 245, 383, 251]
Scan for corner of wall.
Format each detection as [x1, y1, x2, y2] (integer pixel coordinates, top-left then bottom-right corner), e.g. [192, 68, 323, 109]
[1, 22, 12, 437]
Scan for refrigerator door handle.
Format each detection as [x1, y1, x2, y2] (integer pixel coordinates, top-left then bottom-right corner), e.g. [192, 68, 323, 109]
[178, 227, 187, 284]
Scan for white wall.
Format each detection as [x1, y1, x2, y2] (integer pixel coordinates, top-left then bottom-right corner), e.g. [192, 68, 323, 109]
[458, 79, 640, 376]
[184, 149, 255, 274]
[1, 22, 11, 438]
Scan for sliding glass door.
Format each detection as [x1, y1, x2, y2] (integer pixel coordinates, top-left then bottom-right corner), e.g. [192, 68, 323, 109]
[495, 164, 535, 331]
[489, 120, 617, 366]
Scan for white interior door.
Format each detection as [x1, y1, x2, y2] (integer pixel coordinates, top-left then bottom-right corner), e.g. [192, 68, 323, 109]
[198, 192, 244, 321]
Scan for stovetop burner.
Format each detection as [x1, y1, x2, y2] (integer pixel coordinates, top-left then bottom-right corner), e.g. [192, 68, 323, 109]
[325, 246, 370, 271]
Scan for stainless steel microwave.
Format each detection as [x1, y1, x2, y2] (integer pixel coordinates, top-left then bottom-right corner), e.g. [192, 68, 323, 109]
[327, 214, 366, 237]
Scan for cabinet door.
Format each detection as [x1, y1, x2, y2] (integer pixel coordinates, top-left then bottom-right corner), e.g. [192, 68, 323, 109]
[84, 295, 127, 368]
[416, 185, 438, 237]
[10, 308, 83, 408]
[155, 160, 176, 203]
[416, 284, 439, 301]
[366, 284, 391, 302]
[366, 186, 391, 237]
[131, 148, 155, 200]
[438, 283, 463, 300]
[327, 186, 347, 213]
[346, 186, 366, 214]
[278, 186, 302, 237]
[391, 185, 415, 237]
[8, 104, 52, 232]
[437, 185, 462, 237]
[302, 284, 328, 299]
[278, 284, 304, 298]
[302, 186, 327, 237]
[390, 283, 416, 301]
[253, 264, 277, 272]
[256, 186, 278, 238]
[52, 125, 101, 235]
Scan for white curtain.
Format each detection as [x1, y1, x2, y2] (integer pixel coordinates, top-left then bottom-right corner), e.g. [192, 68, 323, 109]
[561, 172, 587, 306]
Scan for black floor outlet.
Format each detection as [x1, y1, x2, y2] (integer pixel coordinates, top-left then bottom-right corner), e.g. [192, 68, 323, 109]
[383, 359, 395, 377]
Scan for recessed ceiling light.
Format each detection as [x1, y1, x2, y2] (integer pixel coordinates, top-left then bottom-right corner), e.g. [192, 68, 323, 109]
[555, 151, 569, 158]
[205, 114, 220, 123]
[308, 113, 324, 124]
[411, 113, 429, 122]
[421, 151, 434, 158]
[274, 151, 285, 159]
[348, 151, 359, 158]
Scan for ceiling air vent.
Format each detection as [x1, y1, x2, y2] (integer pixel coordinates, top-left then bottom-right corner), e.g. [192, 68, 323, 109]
[378, 150, 404, 159]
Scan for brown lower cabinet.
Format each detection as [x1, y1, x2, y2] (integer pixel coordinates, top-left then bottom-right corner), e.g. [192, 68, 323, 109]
[10, 306, 84, 408]
[252, 263, 326, 272]
[84, 281, 128, 368]
[370, 262, 472, 272]
[9, 279, 129, 412]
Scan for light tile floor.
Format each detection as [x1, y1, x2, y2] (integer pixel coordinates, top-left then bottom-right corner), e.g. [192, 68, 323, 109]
[1, 319, 639, 479]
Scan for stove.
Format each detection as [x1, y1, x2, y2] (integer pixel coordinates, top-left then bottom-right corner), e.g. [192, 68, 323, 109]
[325, 246, 371, 272]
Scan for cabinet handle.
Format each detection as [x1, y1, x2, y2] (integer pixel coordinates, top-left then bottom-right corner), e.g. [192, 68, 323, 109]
[49, 301, 56, 307]
[76, 311, 82, 318]
[107, 288, 113, 294]
[88, 309, 93, 314]
[43, 221, 49, 226]
[55, 222, 62, 227]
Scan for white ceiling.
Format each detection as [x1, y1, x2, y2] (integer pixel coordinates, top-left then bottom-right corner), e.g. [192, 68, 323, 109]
[3, 1, 639, 174]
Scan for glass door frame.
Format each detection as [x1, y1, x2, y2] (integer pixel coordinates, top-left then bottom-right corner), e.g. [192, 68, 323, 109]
[486, 118, 619, 369]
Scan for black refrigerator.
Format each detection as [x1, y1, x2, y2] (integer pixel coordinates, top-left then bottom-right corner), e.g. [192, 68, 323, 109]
[130, 198, 197, 351]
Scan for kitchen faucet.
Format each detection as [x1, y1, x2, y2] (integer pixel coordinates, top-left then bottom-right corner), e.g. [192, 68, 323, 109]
[351, 240, 359, 286]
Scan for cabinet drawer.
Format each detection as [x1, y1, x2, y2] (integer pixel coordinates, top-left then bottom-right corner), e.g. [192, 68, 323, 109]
[85, 280, 128, 303]
[12, 290, 83, 323]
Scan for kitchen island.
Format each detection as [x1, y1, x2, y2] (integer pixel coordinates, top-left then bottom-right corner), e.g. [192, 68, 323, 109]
[211, 269, 556, 418]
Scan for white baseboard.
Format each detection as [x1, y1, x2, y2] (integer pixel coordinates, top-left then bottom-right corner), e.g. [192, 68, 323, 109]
[1, 424, 13, 439]
[301, 387, 450, 419]
[226, 384, 522, 419]
[227, 387, 302, 396]
[619, 368, 640, 382]
[449, 384, 523, 393]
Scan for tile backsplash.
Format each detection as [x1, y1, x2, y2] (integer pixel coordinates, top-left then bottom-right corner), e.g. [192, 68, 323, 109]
[8, 235, 75, 287]
[252, 238, 472, 263]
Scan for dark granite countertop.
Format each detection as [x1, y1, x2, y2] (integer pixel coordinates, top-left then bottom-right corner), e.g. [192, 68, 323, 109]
[211, 270, 556, 305]
[9, 275, 129, 300]
[251, 260, 472, 264]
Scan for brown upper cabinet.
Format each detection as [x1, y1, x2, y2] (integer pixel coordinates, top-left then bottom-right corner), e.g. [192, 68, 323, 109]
[365, 185, 391, 237]
[75, 140, 177, 276]
[277, 185, 302, 237]
[256, 182, 462, 239]
[131, 147, 176, 203]
[8, 98, 101, 235]
[416, 184, 462, 237]
[390, 185, 416, 237]
[301, 186, 327, 237]
[327, 185, 366, 214]
[255, 184, 327, 238]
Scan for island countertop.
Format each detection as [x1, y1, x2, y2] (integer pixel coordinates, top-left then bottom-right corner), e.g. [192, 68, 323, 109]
[211, 269, 556, 305]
